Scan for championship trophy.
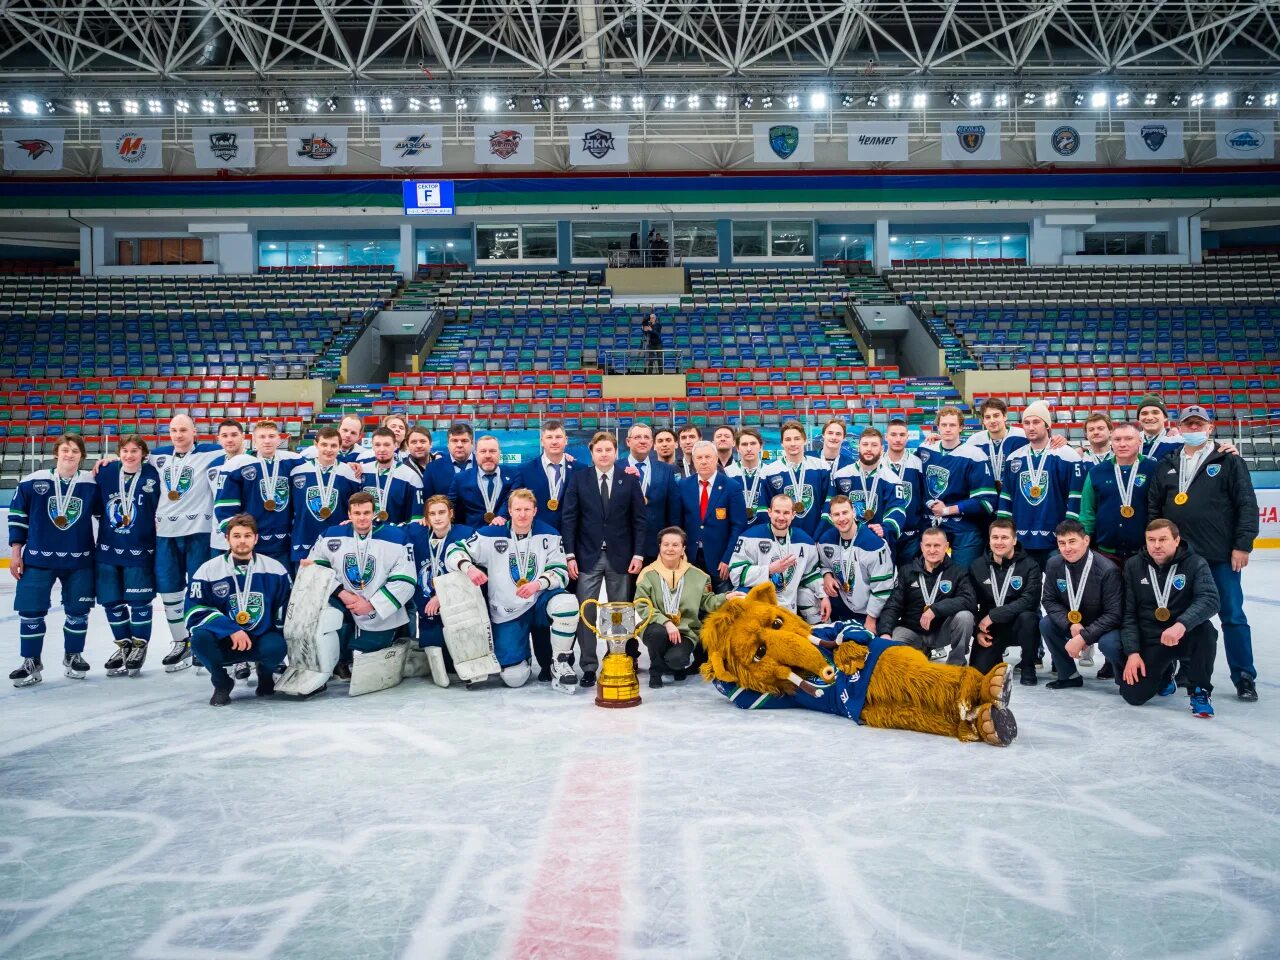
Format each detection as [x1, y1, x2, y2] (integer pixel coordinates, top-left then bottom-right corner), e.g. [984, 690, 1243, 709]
[580, 597, 653, 708]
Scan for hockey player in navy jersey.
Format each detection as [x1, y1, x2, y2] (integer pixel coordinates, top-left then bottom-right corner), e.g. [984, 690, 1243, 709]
[403, 494, 473, 685]
[304, 413, 375, 470]
[1079, 422, 1159, 570]
[812, 418, 857, 479]
[215, 420, 303, 569]
[185, 513, 291, 706]
[758, 420, 831, 537]
[830, 427, 907, 552]
[363, 427, 423, 525]
[996, 401, 1084, 569]
[963, 398, 1028, 494]
[881, 419, 925, 564]
[8, 434, 99, 687]
[287, 426, 362, 567]
[95, 435, 162, 677]
[148, 415, 226, 671]
[917, 406, 998, 568]
[816, 495, 896, 632]
[208, 418, 252, 555]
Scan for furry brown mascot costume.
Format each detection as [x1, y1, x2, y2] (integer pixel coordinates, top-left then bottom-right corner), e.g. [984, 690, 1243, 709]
[700, 582, 1018, 745]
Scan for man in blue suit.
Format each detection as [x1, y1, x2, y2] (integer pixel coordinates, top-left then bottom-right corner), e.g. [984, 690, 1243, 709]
[680, 441, 747, 591]
[423, 423, 475, 502]
[622, 422, 680, 565]
[447, 435, 517, 528]
[516, 419, 582, 680]
[562, 431, 648, 687]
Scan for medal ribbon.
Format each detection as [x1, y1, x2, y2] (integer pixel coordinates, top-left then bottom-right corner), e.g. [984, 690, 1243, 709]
[53, 471, 79, 520]
[116, 468, 138, 524]
[1148, 562, 1179, 613]
[231, 555, 256, 624]
[989, 562, 1016, 607]
[1064, 552, 1094, 616]
[1114, 461, 1140, 513]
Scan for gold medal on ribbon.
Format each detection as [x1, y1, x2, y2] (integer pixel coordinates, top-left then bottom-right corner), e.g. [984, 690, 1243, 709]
[516, 577, 529, 587]
[377, 510, 388, 522]
[670, 612, 681, 625]
[54, 515, 69, 529]
[1173, 492, 1189, 506]
[863, 508, 875, 521]
[1029, 485, 1043, 499]
[843, 579, 852, 592]
[121, 514, 132, 527]
[546, 498, 559, 511]
[263, 500, 277, 512]
[167, 490, 181, 502]
[235, 611, 250, 625]
[1067, 610, 1083, 624]
[318, 507, 332, 520]
[1120, 505, 1135, 518]
[1154, 607, 1171, 622]
[484, 512, 495, 523]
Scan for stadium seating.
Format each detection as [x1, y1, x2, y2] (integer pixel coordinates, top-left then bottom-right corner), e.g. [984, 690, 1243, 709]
[437, 270, 610, 312]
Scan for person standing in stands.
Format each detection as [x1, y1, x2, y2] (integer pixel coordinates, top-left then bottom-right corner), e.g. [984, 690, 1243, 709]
[1078, 413, 1114, 465]
[1039, 520, 1123, 689]
[622, 422, 679, 566]
[1147, 405, 1259, 702]
[881, 418, 925, 564]
[916, 406, 997, 568]
[969, 517, 1043, 686]
[641, 311, 663, 374]
[680, 441, 747, 591]
[562, 431, 648, 688]
[996, 401, 1083, 570]
[423, 422, 475, 501]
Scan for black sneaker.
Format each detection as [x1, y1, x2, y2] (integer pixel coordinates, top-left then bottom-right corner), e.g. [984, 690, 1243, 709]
[580, 670, 597, 688]
[1235, 677, 1258, 702]
[1097, 661, 1115, 681]
[1020, 670, 1038, 686]
[255, 666, 276, 697]
[1045, 675, 1084, 690]
[672, 670, 687, 682]
[209, 687, 232, 706]
[649, 672, 664, 689]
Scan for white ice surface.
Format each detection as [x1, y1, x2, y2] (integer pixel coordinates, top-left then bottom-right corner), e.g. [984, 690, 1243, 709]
[1, 558, 1278, 960]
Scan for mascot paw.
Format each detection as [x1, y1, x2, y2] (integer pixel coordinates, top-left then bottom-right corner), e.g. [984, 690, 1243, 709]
[975, 702, 1018, 747]
[832, 642, 869, 675]
[984, 663, 1013, 709]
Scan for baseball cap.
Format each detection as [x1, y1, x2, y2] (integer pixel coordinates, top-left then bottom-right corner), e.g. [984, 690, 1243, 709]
[1177, 405, 1213, 424]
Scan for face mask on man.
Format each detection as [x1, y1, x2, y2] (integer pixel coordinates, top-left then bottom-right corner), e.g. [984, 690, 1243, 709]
[1181, 431, 1209, 447]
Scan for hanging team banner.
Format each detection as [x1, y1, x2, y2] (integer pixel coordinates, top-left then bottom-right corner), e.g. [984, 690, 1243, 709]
[751, 121, 816, 163]
[99, 126, 163, 169]
[567, 123, 630, 166]
[1215, 120, 1274, 160]
[940, 120, 1001, 161]
[3, 126, 64, 171]
[1124, 119, 1184, 160]
[379, 124, 444, 167]
[846, 122, 909, 162]
[1034, 120, 1098, 163]
[191, 125, 256, 169]
[474, 123, 536, 165]
[286, 125, 349, 167]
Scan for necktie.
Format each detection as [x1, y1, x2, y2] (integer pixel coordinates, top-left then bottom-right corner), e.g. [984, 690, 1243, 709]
[485, 473, 496, 498]
[600, 473, 610, 508]
[637, 460, 646, 482]
[700, 479, 710, 521]
[454, 460, 467, 473]
[552, 462, 562, 488]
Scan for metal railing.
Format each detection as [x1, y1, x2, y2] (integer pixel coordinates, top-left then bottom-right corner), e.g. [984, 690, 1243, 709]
[607, 249, 682, 268]
[592, 347, 685, 375]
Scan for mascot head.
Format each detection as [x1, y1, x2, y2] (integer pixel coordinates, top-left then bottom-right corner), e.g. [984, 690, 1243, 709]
[700, 582, 836, 695]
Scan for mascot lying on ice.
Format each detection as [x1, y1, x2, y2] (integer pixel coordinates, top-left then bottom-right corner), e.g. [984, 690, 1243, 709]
[701, 582, 1018, 746]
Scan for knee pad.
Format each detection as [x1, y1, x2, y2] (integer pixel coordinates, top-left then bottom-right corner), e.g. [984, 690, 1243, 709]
[19, 615, 47, 633]
[106, 604, 129, 625]
[546, 593, 580, 621]
[501, 661, 532, 688]
[130, 605, 152, 622]
[64, 614, 89, 636]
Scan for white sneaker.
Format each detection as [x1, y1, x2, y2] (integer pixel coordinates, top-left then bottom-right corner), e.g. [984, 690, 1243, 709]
[1078, 644, 1096, 667]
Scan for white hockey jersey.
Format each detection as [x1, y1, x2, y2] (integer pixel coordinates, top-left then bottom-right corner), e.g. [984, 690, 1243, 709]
[150, 442, 225, 538]
[727, 522, 823, 614]
[815, 524, 896, 617]
[308, 525, 417, 632]
[445, 521, 571, 624]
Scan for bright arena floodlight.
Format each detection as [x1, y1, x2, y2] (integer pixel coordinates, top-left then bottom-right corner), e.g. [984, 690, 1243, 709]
[531, 96, 545, 111]
[1213, 91, 1229, 107]
[97, 99, 112, 113]
[1090, 90, 1107, 108]
[557, 94, 571, 110]
[19, 99, 38, 115]
[760, 94, 773, 108]
[354, 97, 368, 112]
[481, 94, 496, 111]
[1115, 92, 1130, 107]
[687, 93, 700, 109]
[1144, 92, 1158, 106]
[276, 98, 290, 111]
[1043, 91, 1059, 107]
[454, 96, 468, 110]
[662, 94, 676, 109]
[223, 98, 237, 113]
[1023, 91, 1037, 105]
[786, 93, 800, 109]
[583, 94, 595, 109]
[968, 91, 982, 107]
[305, 97, 320, 112]
[714, 93, 727, 109]
[631, 94, 645, 110]
[610, 94, 623, 110]
[1189, 92, 1205, 107]
[74, 99, 90, 115]
[407, 97, 421, 111]
[912, 92, 928, 108]
[809, 91, 827, 110]
[246, 99, 260, 113]
[175, 99, 190, 113]
[380, 96, 394, 111]
[124, 99, 140, 114]
[147, 98, 163, 113]
[1265, 92, 1279, 107]
[428, 96, 442, 111]
[993, 92, 1008, 107]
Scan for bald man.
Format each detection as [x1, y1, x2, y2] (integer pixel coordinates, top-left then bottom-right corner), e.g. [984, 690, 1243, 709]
[149, 415, 228, 671]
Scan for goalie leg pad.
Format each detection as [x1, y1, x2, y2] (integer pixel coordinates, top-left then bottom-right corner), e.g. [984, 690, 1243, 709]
[349, 638, 409, 697]
[425, 646, 450, 688]
[402, 645, 430, 679]
[278, 565, 343, 698]
[500, 661, 532, 688]
[434, 571, 501, 682]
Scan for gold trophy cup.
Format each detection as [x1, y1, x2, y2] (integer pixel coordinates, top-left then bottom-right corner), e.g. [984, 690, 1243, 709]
[580, 597, 652, 708]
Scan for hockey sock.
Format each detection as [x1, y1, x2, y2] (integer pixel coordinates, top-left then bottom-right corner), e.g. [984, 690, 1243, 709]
[161, 592, 188, 644]
[130, 605, 153, 643]
[105, 603, 131, 643]
[63, 614, 89, 655]
[19, 614, 46, 660]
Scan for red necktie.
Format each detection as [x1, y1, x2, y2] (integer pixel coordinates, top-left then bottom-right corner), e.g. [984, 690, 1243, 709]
[699, 479, 710, 522]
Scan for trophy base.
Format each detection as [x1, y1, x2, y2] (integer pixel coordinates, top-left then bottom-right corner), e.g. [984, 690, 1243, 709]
[594, 652, 642, 709]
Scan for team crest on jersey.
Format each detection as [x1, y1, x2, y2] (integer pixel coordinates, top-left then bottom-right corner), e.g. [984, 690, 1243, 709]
[494, 540, 509, 554]
[105, 494, 134, 529]
[327, 539, 342, 551]
[228, 592, 264, 628]
[47, 497, 84, 527]
[1057, 578, 1068, 591]
[306, 486, 338, 517]
[1134, 474, 1148, 487]
[159, 462, 195, 495]
[758, 541, 773, 554]
[1009, 576, 1024, 590]
[33, 481, 50, 495]
[938, 580, 953, 594]
[213, 582, 231, 598]
[1018, 470, 1049, 505]
[1206, 465, 1221, 477]
[294, 476, 308, 489]
[343, 553, 376, 588]
[769, 564, 795, 591]
[925, 465, 950, 499]
[1172, 574, 1186, 590]
[509, 551, 537, 583]
[261, 476, 290, 504]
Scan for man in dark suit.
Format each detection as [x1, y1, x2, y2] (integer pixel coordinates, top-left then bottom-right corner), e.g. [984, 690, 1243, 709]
[562, 430, 648, 687]
[516, 419, 582, 681]
[622, 422, 680, 565]
[681, 441, 748, 591]
[423, 422, 475, 502]
[447, 434, 518, 528]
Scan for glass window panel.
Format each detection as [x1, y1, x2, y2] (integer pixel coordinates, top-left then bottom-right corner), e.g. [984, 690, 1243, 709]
[769, 220, 812, 256]
[477, 226, 521, 261]
[1150, 232, 1168, 254]
[259, 243, 287, 267]
[673, 220, 718, 259]
[972, 235, 1001, 258]
[911, 236, 942, 259]
[1001, 235, 1028, 259]
[314, 242, 345, 266]
[942, 235, 971, 258]
[521, 223, 558, 260]
[571, 221, 639, 259]
[286, 242, 316, 266]
[888, 235, 911, 261]
[732, 221, 768, 258]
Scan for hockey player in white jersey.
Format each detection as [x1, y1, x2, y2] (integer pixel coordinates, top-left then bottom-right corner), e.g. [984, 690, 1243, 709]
[150, 415, 227, 672]
[304, 492, 417, 685]
[445, 488, 579, 692]
[728, 492, 828, 624]
[816, 495, 896, 634]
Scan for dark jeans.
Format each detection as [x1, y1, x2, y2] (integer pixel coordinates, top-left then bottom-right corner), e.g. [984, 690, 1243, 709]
[970, 610, 1039, 674]
[190, 627, 287, 691]
[1207, 561, 1254, 683]
[1040, 616, 1121, 682]
[641, 622, 697, 674]
[1119, 622, 1218, 704]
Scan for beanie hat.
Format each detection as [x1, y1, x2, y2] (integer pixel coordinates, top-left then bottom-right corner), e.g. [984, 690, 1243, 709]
[1021, 400, 1053, 428]
[1136, 394, 1167, 416]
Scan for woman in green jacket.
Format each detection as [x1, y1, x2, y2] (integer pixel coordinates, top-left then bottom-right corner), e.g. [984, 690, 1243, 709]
[634, 526, 743, 688]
